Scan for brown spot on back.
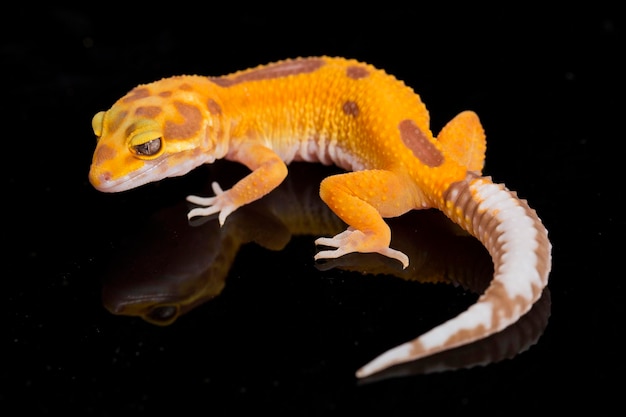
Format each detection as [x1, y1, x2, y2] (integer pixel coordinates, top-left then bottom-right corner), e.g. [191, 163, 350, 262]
[179, 83, 193, 91]
[209, 77, 235, 87]
[164, 101, 203, 140]
[342, 100, 359, 117]
[207, 98, 222, 115]
[122, 87, 150, 103]
[209, 57, 326, 87]
[398, 119, 444, 167]
[134, 106, 162, 118]
[346, 65, 370, 79]
[159, 91, 173, 98]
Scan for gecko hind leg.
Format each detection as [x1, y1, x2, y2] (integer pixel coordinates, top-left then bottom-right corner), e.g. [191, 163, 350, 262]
[314, 170, 418, 269]
[315, 227, 409, 268]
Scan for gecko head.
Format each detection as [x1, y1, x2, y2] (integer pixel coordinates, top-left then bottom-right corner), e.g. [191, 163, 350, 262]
[89, 78, 220, 192]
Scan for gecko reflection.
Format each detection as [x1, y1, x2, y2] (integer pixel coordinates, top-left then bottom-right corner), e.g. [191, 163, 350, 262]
[100, 162, 550, 377]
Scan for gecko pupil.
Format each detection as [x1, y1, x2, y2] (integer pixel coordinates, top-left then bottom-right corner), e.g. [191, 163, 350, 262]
[133, 138, 162, 156]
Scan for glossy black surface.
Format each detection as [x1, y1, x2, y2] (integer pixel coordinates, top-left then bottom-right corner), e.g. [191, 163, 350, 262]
[4, 4, 620, 414]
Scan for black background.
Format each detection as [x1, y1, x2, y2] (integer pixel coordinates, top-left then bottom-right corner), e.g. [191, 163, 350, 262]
[3, 3, 621, 415]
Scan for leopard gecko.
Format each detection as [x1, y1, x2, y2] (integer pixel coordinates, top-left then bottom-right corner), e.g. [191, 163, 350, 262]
[89, 56, 552, 378]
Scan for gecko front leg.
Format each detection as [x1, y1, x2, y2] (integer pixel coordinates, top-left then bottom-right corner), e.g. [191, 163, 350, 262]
[186, 141, 288, 225]
[187, 182, 233, 225]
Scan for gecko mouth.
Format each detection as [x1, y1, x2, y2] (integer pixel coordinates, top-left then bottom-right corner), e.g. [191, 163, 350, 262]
[90, 152, 215, 193]
[89, 158, 171, 193]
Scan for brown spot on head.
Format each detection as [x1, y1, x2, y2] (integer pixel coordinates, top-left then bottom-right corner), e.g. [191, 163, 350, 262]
[209, 57, 326, 87]
[164, 101, 202, 140]
[107, 110, 128, 135]
[206, 99, 222, 115]
[398, 119, 444, 167]
[122, 87, 150, 103]
[134, 106, 162, 119]
[342, 100, 359, 117]
[346, 65, 370, 79]
[124, 123, 136, 138]
[92, 144, 117, 166]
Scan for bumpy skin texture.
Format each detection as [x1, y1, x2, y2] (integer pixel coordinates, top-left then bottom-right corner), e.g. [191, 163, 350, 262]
[89, 56, 551, 378]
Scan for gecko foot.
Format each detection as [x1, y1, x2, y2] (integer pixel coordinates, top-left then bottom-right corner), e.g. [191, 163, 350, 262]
[314, 227, 409, 269]
[186, 182, 237, 226]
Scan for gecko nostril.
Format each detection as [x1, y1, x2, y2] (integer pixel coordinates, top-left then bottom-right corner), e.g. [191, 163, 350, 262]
[89, 170, 111, 188]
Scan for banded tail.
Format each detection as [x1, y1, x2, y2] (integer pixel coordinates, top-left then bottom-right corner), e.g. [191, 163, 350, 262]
[356, 173, 551, 378]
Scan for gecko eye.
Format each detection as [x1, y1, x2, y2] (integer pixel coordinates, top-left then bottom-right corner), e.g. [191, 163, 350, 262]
[132, 138, 162, 156]
[128, 121, 164, 158]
